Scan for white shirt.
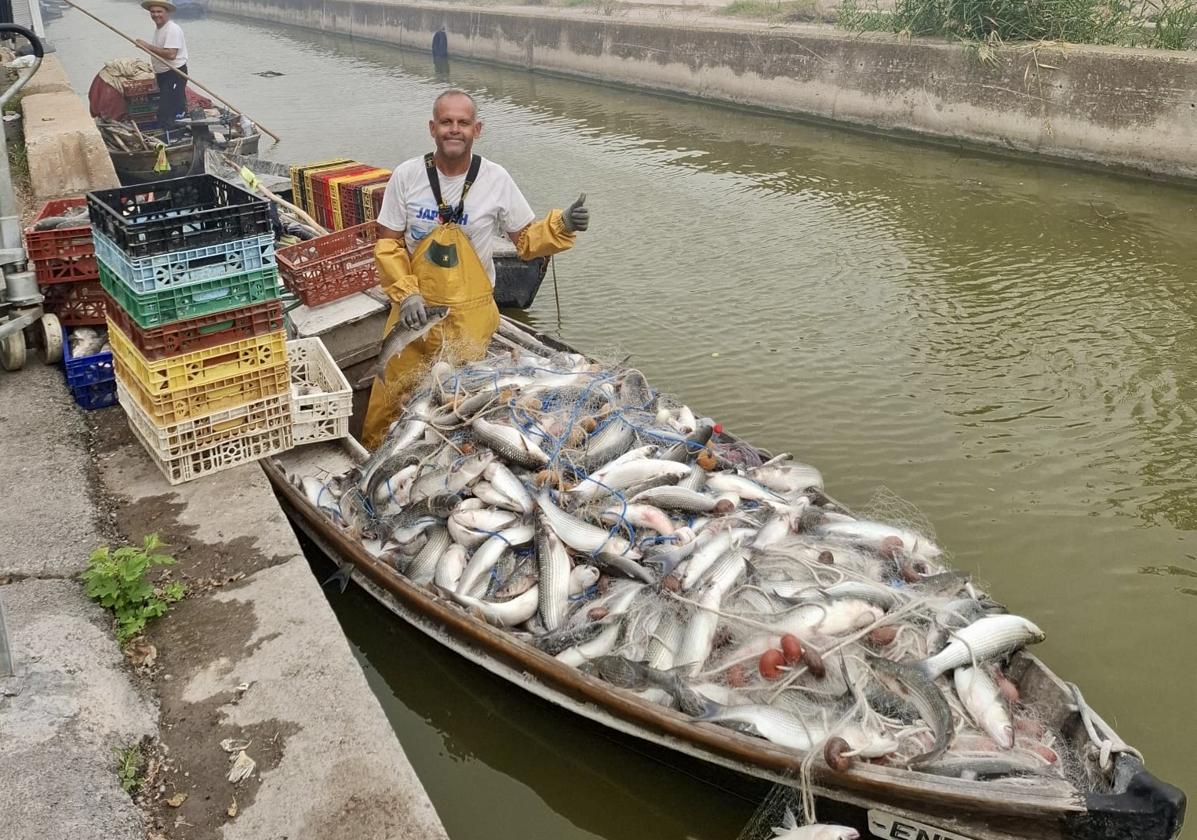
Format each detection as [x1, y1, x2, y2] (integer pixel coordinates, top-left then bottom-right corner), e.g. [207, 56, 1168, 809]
[376, 156, 535, 285]
[151, 20, 188, 73]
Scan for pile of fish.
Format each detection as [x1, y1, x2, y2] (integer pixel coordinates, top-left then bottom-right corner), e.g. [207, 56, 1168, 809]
[290, 325, 1069, 783]
[68, 326, 110, 359]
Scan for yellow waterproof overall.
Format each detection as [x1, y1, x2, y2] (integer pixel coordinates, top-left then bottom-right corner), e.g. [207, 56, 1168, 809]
[361, 154, 576, 449]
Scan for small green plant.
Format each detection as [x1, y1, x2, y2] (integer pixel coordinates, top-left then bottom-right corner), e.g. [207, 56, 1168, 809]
[114, 744, 144, 793]
[82, 534, 185, 643]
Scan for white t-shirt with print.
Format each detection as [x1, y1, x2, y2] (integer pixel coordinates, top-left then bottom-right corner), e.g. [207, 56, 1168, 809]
[151, 21, 188, 73]
[375, 156, 535, 285]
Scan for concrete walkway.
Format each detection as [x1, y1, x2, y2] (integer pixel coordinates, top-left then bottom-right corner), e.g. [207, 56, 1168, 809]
[0, 363, 447, 840]
[0, 363, 155, 840]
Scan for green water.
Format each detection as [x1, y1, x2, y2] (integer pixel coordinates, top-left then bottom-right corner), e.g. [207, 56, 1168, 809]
[50, 4, 1196, 836]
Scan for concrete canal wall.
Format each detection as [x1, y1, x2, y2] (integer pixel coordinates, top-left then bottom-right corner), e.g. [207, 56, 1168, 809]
[205, 0, 1197, 180]
[19, 55, 119, 200]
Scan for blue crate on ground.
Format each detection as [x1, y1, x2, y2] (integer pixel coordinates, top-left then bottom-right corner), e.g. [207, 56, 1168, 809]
[71, 378, 117, 411]
[93, 231, 276, 294]
[63, 328, 114, 389]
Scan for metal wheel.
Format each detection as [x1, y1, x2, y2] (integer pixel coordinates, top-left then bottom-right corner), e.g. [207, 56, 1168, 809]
[1, 329, 26, 371]
[39, 313, 62, 364]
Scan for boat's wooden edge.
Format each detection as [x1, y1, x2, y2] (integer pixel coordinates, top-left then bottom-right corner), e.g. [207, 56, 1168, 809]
[262, 452, 1085, 819]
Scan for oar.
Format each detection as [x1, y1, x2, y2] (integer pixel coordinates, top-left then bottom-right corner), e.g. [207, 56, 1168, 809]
[60, 0, 281, 143]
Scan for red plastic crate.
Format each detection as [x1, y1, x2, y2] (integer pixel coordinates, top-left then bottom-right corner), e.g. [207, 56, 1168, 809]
[338, 173, 389, 231]
[310, 164, 374, 228]
[123, 77, 159, 97]
[103, 291, 286, 361]
[277, 221, 379, 307]
[42, 280, 107, 325]
[25, 197, 98, 285]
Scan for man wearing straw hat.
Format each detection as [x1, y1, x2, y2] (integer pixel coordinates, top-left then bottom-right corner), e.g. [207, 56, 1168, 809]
[135, 0, 189, 129]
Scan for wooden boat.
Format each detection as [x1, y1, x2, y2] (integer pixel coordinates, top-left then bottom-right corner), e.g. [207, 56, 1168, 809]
[262, 317, 1185, 840]
[110, 132, 260, 186]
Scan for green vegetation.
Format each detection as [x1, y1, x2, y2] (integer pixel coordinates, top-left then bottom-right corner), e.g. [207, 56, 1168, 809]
[721, 0, 827, 21]
[82, 534, 185, 644]
[836, 0, 1197, 49]
[114, 744, 144, 794]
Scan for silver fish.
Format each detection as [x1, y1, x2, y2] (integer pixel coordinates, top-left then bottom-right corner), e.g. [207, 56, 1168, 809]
[868, 655, 953, 766]
[366, 306, 450, 381]
[404, 526, 451, 585]
[630, 485, 733, 514]
[471, 417, 550, 469]
[536, 490, 639, 558]
[954, 666, 1015, 749]
[917, 614, 1045, 680]
[536, 518, 573, 632]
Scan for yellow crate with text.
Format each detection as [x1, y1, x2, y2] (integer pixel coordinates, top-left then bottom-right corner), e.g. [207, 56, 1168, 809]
[287, 338, 352, 444]
[120, 380, 293, 485]
[330, 168, 389, 230]
[108, 318, 287, 394]
[114, 354, 291, 426]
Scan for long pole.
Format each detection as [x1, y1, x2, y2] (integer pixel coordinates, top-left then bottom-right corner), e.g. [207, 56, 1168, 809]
[60, 0, 281, 143]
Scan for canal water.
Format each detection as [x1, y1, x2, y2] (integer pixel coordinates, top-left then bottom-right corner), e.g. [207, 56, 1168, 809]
[49, 4, 1196, 836]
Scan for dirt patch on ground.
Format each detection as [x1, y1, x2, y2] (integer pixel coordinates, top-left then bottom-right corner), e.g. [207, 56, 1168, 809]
[85, 410, 299, 839]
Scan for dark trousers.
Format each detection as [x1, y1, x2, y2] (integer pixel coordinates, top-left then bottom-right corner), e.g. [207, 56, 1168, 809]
[155, 64, 188, 129]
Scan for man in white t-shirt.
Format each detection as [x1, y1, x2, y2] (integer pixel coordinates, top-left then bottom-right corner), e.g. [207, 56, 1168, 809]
[362, 88, 589, 447]
[135, 1, 189, 129]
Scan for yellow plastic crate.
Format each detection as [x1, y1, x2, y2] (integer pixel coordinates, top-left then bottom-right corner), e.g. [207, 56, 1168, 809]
[291, 158, 352, 214]
[329, 168, 389, 230]
[115, 356, 291, 425]
[123, 382, 292, 485]
[108, 318, 287, 394]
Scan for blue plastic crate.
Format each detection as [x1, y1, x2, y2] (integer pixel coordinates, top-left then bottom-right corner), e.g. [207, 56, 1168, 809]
[71, 378, 117, 411]
[93, 231, 276, 294]
[63, 328, 114, 389]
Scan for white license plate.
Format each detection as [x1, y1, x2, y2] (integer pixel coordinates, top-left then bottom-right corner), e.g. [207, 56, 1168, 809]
[867, 809, 978, 840]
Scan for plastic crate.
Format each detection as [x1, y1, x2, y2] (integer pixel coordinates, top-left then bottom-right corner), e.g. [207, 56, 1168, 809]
[338, 172, 389, 230]
[63, 327, 114, 388]
[121, 382, 292, 485]
[117, 379, 291, 457]
[108, 318, 287, 394]
[103, 291, 284, 361]
[310, 163, 374, 228]
[291, 158, 352, 215]
[330, 168, 389, 230]
[42, 280, 107, 325]
[276, 221, 378, 307]
[363, 182, 388, 221]
[114, 354, 290, 425]
[25, 197, 99, 285]
[93, 231, 275, 293]
[286, 338, 351, 444]
[123, 77, 159, 96]
[71, 379, 118, 411]
[99, 261, 279, 329]
[87, 174, 272, 260]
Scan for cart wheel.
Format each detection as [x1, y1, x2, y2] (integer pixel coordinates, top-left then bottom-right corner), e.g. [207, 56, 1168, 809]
[1, 330, 26, 371]
[39, 313, 62, 364]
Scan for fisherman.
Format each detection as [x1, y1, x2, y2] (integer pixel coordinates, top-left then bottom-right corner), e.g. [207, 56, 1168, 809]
[361, 88, 590, 449]
[135, 0, 189, 129]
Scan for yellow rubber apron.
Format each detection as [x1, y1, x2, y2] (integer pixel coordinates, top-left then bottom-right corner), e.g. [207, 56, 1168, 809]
[361, 156, 499, 449]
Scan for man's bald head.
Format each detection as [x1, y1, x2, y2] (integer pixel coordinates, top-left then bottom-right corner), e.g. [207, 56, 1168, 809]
[433, 89, 477, 120]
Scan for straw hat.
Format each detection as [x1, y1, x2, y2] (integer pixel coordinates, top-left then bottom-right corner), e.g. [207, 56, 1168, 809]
[140, 0, 177, 11]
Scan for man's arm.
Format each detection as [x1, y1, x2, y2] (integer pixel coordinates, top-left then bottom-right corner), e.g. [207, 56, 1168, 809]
[508, 195, 588, 259]
[375, 224, 419, 303]
[134, 40, 178, 61]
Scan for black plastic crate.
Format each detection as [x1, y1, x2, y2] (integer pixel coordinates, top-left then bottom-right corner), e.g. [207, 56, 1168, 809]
[87, 175, 271, 260]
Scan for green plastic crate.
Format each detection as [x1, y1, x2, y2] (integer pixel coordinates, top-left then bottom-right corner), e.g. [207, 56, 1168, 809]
[99, 261, 280, 329]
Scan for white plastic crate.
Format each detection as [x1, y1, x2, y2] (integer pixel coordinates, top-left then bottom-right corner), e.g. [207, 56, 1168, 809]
[120, 380, 293, 485]
[286, 337, 352, 444]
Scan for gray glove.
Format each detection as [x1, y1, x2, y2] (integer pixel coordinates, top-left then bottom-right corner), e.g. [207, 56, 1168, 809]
[562, 193, 589, 233]
[399, 293, 428, 329]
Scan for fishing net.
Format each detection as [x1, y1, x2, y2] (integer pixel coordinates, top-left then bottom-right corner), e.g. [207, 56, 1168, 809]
[293, 323, 1108, 827]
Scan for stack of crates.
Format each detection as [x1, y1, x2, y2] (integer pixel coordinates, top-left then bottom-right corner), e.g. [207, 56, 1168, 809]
[25, 197, 114, 409]
[278, 159, 391, 306]
[123, 77, 160, 131]
[290, 159, 391, 232]
[88, 175, 294, 484]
